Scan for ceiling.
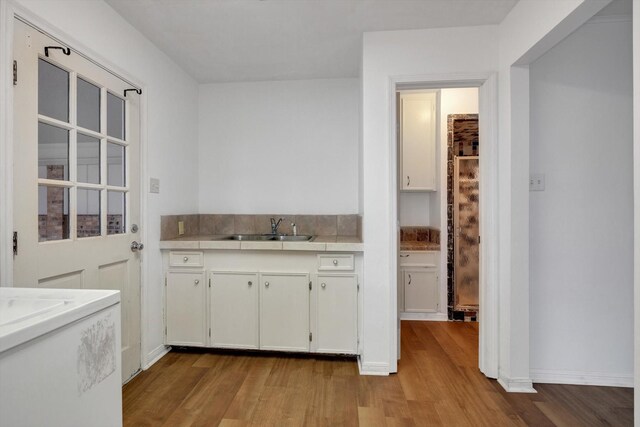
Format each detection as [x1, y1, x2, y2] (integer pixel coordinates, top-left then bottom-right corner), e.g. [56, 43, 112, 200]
[106, 0, 518, 83]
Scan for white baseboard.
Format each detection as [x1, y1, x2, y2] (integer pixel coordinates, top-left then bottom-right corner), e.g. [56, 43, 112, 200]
[498, 376, 537, 393]
[357, 357, 390, 376]
[143, 345, 171, 370]
[531, 369, 633, 388]
[400, 312, 448, 321]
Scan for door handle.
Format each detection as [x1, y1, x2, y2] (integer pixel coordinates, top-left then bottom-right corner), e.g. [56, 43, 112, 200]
[131, 241, 144, 252]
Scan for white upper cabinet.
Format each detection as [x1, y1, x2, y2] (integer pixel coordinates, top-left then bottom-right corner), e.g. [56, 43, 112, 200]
[400, 92, 437, 191]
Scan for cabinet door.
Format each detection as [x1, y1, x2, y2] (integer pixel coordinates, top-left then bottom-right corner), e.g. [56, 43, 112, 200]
[166, 271, 206, 346]
[210, 272, 259, 349]
[400, 92, 437, 191]
[260, 273, 310, 352]
[404, 269, 438, 312]
[314, 274, 357, 354]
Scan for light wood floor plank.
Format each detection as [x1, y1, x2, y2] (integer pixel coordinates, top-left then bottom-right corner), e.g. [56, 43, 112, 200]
[123, 322, 633, 426]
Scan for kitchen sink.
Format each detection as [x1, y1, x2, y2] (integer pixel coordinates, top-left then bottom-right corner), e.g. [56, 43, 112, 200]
[274, 235, 313, 241]
[224, 234, 275, 241]
[220, 234, 314, 242]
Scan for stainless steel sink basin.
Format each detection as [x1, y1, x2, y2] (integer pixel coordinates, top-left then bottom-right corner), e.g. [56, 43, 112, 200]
[274, 235, 313, 242]
[219, 234, 314, 242]
[224, 234, 275, 241]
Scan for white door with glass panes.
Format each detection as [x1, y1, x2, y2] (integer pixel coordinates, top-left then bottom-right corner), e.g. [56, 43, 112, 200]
[12, 19, 142, 382]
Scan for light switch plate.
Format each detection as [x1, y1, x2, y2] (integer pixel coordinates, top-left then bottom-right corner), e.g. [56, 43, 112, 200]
[178, 221, 185, 235]
[149, 177, 160, 194]
[530, 174, 545, 191]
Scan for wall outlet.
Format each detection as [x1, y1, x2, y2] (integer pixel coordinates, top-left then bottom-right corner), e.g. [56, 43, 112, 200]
[178, 221, 185, 235]
[529, 174, 545, 191]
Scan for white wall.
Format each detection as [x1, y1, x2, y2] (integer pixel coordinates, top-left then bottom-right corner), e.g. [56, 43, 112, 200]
[361, 24, 498, 373]
[198, 78, 359, 214]
[10, 0, 200, 366]
[530, 18, 633, 386]
[496, 0, 610, 391]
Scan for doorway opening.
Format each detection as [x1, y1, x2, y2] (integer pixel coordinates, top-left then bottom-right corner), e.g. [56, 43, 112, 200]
[396, 84, 484, 362]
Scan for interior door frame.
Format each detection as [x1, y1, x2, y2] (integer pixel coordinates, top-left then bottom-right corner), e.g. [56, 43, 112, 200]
[0, 1, 149, 373]
[389, 72, 499, 378]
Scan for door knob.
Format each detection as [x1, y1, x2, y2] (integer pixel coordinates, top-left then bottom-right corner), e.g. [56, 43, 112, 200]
[131, 241, 144, 252]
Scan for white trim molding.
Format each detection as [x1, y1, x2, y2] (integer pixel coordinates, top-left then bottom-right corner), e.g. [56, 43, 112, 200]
[0, 0, 15, 288]
[389, 72, 500, 380]
[497, 377, 537, 393]
[358, 357, 390, 376]
[531, 369, 633, 388]
[400, 312, 448, 321]
[143, 345, 171, 370]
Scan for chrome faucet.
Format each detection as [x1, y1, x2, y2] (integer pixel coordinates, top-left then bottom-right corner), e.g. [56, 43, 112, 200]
[270, 217, 283, 235]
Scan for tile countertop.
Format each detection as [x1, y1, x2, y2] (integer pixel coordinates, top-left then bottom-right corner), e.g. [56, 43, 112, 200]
[160, 235, 363, 252]
[400, 241, 441, 251]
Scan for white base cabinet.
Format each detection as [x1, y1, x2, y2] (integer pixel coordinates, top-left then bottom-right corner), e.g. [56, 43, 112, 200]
[403, 269, 439, 313]
[166, 270, 207, 346]
[210, 272, 259, 349]
[313, 274, 358, 354]
[260, 273, 310, 352]
[164, 251, 362, 356]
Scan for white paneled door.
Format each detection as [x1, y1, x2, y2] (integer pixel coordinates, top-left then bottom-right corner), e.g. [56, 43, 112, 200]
[12, 19, 142, 382]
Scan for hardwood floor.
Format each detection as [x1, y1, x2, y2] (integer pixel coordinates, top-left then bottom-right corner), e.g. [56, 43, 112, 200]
[123, 321, 633, 426]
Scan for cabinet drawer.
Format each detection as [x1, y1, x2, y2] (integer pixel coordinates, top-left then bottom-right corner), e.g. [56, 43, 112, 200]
[399, 251, 438, 267]
[318, 254, 354, 271]
[169, 251, 204, 268]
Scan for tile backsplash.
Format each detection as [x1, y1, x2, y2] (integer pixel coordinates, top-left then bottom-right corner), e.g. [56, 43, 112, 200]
[161, 214, 362, 240]
[400, 226, 440, 244]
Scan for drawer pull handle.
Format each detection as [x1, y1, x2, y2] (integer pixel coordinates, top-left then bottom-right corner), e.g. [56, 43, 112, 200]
[333, 259, 338, 265]
[265, 281, 270, 287]
[248, 281, 253, 286]
[321, 283, 326, 288]
[400, 254, 410, 258]
[194, 279, 199, 285]
[183, 256, 189, 262]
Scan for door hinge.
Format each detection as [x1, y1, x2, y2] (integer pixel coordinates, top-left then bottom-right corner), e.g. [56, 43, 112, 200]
[165, 326, 167, 336]
[309, 281, 312, 290]
[12, 231, 17, 256]
[209, 278, 211, 288]
[309, 332, 312, 342]
[12, 60, 17, 85]
[357, 284, 360, 292]
[478, 235, 481, 244]
[209, 328, 211, 337]
[164, 276, 167, 286]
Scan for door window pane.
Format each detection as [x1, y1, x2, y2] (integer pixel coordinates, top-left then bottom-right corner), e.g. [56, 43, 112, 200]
[107, 191, 125, 235]
[38, 59, 69, 122]
[77, 133, 100, 184]
[107, 93, 125, 139]
[77, 188, 101, 238]
[107, 143, 125, 186]
[38, 185, 69, 241]
[77, 77, 100, 132]
[38, 122, 69, 181]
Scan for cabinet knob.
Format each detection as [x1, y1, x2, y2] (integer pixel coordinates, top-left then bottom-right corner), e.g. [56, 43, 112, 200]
[333, 259, 338, 265]
[183, 256, 189, 262]
[265, 281, 270, 287]
[321, 283, 326, 288]
[194, 279, 199, 285]
[248, 281, 253, 286]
